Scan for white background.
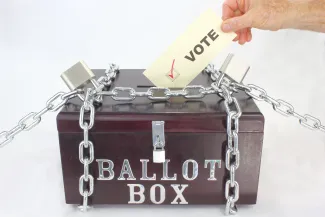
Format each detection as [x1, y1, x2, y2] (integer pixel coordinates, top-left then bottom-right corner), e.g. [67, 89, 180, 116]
[1, 0, 325, 217]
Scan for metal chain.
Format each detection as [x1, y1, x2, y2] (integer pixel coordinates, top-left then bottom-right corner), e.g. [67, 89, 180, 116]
[0, 89, 84, 148]
[221, 84, 241, 215]
[78, 88, 95, 212]
[0, 64, 118, 148]
[97, 85, 224, 101]
[77, 65, 119, 211]
[77, 65, 118, 211]
[229, 83, 325, 132]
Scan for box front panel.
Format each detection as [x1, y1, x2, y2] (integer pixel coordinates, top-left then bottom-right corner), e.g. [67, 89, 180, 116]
[58, 131, 263, 205]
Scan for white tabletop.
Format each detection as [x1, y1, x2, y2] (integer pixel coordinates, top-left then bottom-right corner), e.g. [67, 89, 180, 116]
[1, 0, 325, 217]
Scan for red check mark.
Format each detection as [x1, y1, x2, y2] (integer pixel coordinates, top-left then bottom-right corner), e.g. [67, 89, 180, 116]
[169, 59, 175, 79]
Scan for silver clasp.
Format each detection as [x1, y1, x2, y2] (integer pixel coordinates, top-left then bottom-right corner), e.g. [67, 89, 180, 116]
[152, 121, 166, 163]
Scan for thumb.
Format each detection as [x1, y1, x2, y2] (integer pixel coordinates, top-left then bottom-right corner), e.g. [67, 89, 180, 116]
[221, 12, 253, 33]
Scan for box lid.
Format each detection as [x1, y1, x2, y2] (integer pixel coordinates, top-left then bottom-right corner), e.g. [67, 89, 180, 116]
[56, 69, 264, 133]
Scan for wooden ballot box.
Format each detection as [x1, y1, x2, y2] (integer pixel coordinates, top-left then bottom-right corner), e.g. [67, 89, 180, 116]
[56, 69, 264, 206]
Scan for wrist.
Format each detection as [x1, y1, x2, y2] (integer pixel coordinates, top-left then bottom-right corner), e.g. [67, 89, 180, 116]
[281, 1, 302, 29]
[285, 0, 325, 31]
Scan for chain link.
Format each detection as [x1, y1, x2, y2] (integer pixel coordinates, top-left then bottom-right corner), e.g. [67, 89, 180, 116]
[111, 87, 136, 101]
[183, 85, 205, 99]
[79, 104, 95, 130]
[244, 84, 267, 101]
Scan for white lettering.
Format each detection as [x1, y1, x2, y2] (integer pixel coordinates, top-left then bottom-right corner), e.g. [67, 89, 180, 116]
[150, 184, 166, 204]
[171, 184, 189, 204]
[204, 160, 221, 181]
[162, 159, 177, 180]
[96, 159, 114, 180]
[140, 159, 156, 180]
[182, 160, 198, 181]
[127, 184, 145, 204]
[118, 159, 136, 180]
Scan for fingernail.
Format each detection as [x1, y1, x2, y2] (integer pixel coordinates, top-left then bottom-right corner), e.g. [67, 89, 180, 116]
[222, 23, 231, 32]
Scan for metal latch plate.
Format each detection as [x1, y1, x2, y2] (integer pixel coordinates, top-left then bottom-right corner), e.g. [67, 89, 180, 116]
[152, 121, 166, 163]
[152, 121, 165, 147]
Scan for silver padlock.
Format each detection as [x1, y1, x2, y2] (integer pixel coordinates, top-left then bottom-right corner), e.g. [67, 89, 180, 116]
[152, 121, 166, 163]
[61, 60, 96, 91]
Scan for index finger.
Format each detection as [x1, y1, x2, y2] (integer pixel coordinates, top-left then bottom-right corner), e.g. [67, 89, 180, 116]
[222, 0, 239, 20]
[224, 0, 239, 11]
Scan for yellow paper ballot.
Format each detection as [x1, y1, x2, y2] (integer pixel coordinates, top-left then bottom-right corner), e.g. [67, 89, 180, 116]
[143, 9, 236, 88]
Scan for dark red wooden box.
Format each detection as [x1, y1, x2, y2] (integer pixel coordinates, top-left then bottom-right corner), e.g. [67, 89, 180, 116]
[56, 69, 264, 206]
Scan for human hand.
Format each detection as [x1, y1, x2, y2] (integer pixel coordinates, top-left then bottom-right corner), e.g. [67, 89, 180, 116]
[221, 0, 294, 45]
